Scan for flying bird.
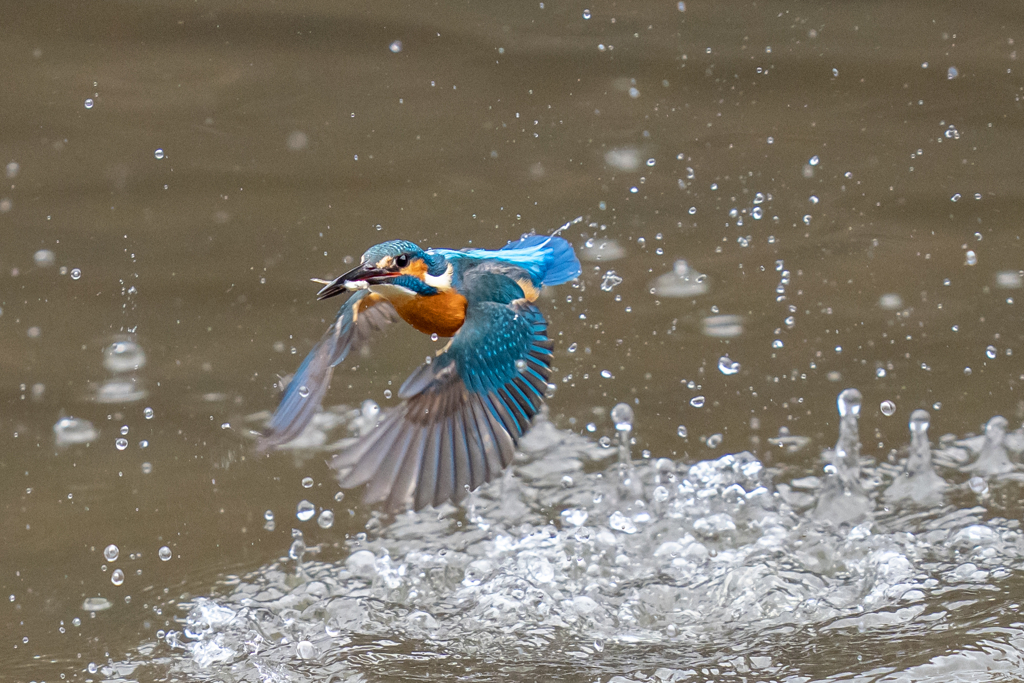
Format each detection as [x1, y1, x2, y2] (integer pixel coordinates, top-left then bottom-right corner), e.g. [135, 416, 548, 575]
[258, 233, 581, 513]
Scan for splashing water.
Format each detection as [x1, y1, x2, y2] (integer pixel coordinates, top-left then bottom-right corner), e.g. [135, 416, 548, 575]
[103, 340, 147, 373]
[649, 260, 709, 298]
[966, 416, 1016, 477]
[113, 393, 1024, 682]
[884, 409, 946, 505]
[53, 416, 98, 446]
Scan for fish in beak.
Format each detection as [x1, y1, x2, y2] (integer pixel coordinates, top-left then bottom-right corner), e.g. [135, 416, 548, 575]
[313, 263, 397, 300]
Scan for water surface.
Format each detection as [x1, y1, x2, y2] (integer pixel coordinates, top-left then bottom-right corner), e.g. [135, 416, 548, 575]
[2, 1, 1023, 681]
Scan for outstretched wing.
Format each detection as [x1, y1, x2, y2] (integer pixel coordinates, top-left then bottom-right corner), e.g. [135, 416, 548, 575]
[257, 290, 400, 451]
[329, 298, 554, 512]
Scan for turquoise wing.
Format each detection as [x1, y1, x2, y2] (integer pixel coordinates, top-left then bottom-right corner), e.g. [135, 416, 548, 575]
[257, 290, 400, 451]
[330, 298, 554, 512]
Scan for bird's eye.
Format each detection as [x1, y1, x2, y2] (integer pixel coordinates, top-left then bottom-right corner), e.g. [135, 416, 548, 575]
[395, 254, 409, 268]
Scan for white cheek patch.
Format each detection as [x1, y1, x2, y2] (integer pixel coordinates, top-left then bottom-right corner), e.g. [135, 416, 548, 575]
[423, 264, 453, 290]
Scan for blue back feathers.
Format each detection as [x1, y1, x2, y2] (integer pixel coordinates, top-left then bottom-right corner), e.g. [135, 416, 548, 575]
[445, 234, 581, 286]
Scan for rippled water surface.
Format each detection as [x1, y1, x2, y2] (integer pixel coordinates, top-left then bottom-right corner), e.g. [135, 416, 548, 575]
[2, 2, 1024, 681]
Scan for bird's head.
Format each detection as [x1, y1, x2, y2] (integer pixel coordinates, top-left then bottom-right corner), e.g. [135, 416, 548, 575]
[316, 240, 450, 300]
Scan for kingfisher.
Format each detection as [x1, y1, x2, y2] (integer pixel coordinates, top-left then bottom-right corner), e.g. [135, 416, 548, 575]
[258, 233, 582, 513]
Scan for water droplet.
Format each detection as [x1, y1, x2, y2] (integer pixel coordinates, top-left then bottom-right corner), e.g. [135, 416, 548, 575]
[837, 388, 862, 417]
[689, 396, 705, 408]
[388, 40, 403, 53]
[809, 155, 820, 166]
[646, 157, 655, 166]
[103, 544, 119, 562]
[986, 345, 997, 359]
[951, 193, 962, 202]
[561, 508, 588, 526]
[561, 475, 574, 488]
[115, 438, 128, 450]
[317, 510, 335, 529]
[707, 433, 722, 448]
[909, 409, 930, 434]
[301, 477, 314, 489]
[430, 333, 439, 341]
[677, 0, 686, 10]
[582, 8, 591, 19]
[289, 538, 307, 561]
[383, 388, 392, 399]
[880, 400, 896, 416]
[609, 511, 637, 534]
[110, 569, 124, 586]
[84, 98, 94, 109]
[752, 206, 763, 220]
[70, 268, 82, 280]
[567, 343, 578, 353]
[876, 367, 887, 378]
[103, 341, 146, 373]
[947, 66, 959, 79]
[158, 546, 172, 561]
[772, 339, 783, 348]
[600, 370, 613, 379]
[334, 491, 345, 502]
[969, 476, 988, 494]
[965, 250, 977, 266]
[81, 597, 112, 612]
[53, 417, 98, 446]
[154, 149, 164, 160]
[879, 293, 903, 310]
[143, 407, 154, 419]
[677, 425, 688, 437]
[717, 356, 740, 375]
[33, 249, 55, 267]
[296, 640, 317, 660]
[600, 270, 623, 291]
[652, 485, 670, 502]
[297, 385, 310, 398]
[296, 500, 315, 521]
[611, 403, 634, 431]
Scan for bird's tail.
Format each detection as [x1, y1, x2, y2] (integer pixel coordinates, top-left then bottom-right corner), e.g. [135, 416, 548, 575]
[500, 234, 582, 286]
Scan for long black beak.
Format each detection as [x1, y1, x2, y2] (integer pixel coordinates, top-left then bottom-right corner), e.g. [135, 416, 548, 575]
[314, 263, 393, 300]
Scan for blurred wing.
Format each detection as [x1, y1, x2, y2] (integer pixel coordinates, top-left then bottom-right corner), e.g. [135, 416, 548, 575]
[330, 299, 553, 512]
[257, 290, 399, 451]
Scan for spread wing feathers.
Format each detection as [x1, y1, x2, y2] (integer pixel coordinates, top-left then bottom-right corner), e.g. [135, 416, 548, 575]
[257, 291, 399, 451]
[330, 300, 554, 512]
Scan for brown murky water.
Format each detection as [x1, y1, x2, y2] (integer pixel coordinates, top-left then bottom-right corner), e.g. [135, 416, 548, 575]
[3, 1, 1024, 681]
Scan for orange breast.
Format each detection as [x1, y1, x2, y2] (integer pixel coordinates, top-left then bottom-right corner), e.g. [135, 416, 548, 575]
[394, 289, 468, 337]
